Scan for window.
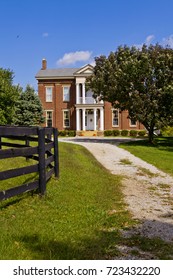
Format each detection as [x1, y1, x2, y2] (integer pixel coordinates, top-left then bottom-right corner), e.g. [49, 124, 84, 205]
[63, 110, 70, 128]
[63, 86, 70, 102]
[46, 87, 52, 102]
[46, 111, 53, 127]
[130, 119, 137, 127]
[112, 109, 119, 127]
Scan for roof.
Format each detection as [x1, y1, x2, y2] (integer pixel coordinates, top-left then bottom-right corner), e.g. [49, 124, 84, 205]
[35, 64, 94, 80]
[35, 68, 79, 79]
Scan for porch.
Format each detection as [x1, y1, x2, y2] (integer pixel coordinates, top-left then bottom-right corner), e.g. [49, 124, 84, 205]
[76, 107, 104, 132]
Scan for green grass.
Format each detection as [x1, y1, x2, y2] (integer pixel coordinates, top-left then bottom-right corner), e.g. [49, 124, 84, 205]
[119, 158, 132, 165]
[0, 142, 134, 260]
[1, 141, 173, 260]
[119, 137, 173, 176]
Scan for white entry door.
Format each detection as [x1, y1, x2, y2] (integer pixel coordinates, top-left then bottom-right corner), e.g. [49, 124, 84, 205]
[86, 113, 94, 130]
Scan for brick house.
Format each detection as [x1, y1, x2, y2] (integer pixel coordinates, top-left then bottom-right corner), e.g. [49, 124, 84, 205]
[35, 59, 144, 135]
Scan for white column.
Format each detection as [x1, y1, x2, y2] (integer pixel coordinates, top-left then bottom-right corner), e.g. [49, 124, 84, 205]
[94, 108, 97, 131]
[76, 108, 80, 131]
[82, 83, 85, 104]
[82, 109, 86, 131]
[76, 83, 79, 104]
[100, 107, 104, 131]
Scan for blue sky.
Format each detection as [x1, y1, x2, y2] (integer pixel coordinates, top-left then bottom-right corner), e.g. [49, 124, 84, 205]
[0, 0, 173, 90]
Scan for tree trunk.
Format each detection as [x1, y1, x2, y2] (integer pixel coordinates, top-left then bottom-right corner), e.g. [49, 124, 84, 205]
[148, 126, 154, 144]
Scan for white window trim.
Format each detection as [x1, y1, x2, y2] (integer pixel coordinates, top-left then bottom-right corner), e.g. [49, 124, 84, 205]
[45, 110, 53, 127]
[45, 86, 53, 102]
[112, 109, 119, 127]
[63, 85, 70, 102]
[63, 109, 70, 128]
[129, 119, 137, 127]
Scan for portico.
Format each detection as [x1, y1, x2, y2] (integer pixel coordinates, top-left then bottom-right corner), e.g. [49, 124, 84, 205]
[76, 106, 104, 132]
[74, 65, 104, 134]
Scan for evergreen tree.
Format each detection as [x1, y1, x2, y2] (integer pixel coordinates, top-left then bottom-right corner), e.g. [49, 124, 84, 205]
[14, 84, 44, 126]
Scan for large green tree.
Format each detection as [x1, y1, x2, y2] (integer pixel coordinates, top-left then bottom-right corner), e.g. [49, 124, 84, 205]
[87, 44, 173, 142]
[13, 84, 44, 126]
[0, 68, 20, 124]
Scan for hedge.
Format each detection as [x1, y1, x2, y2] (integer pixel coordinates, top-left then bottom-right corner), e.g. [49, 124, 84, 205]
[58, 130, 76, 137]
[129, 130, 138, 137]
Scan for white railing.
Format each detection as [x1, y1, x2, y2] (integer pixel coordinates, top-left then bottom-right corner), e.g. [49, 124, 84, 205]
[78, 97, 103, 104]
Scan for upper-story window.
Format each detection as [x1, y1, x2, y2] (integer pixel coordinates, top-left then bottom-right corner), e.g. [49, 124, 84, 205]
[112, 109, 119, 127]
[63, 86, 70, 102]
[46, 87, 53, 102]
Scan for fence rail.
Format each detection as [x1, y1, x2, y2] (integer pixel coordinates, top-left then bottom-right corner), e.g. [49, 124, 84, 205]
[0, 126, 59, 201]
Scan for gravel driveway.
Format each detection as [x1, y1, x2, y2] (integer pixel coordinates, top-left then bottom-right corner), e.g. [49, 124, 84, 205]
[60, 137, 173, 258]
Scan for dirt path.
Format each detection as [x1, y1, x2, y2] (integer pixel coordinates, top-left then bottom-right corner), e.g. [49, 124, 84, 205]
[76, 143, 173, 238]
[60, 138, 173, 258]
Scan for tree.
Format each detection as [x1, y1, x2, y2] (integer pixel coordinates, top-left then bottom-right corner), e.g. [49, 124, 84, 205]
[13, 84, 44, 126]
[0, 68, 20, 124]
[87, 44, 173, 142]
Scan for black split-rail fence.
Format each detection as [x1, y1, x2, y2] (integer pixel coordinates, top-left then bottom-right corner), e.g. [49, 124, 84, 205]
[0, 126, 59, 201]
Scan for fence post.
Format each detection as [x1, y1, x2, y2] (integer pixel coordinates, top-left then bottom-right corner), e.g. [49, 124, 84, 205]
[53, 128, 59, 178]
[25, 136, 30, 161]
[38, 127, 46, 195]
[0, 136, 1, 149]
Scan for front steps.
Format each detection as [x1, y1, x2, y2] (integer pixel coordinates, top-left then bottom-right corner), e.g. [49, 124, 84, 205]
[76, 131, 104, 137]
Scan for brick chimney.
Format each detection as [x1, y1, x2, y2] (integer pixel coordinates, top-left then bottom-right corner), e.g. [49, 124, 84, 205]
[42, 58, 47, 70]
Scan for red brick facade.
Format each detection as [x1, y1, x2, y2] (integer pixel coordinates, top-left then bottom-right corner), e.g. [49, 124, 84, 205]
[36, 60, 144, 132]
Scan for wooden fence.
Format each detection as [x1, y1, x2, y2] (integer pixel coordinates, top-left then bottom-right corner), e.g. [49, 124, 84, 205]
[0, 126, 59, 201]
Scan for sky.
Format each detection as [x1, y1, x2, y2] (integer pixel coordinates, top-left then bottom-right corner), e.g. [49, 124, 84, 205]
[0, 0, 173, 90]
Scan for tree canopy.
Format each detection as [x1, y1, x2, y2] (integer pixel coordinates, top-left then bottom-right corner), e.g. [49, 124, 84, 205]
[87, 44, 173, 142]
[13, 85, 44, 126]
[0, 68, 20, 124]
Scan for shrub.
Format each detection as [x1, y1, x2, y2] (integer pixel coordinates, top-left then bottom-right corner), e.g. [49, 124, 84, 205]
[58, 130, 66, 137]
[104, 130, 113, 136]
[68, 130, 76, 137]
[112, 130, 120, 136]
[138, 130, 146, 137]
[121, 130, 129, 136]
[161, 126, 173, 137]
[58, 130, 76, 137]
[130, 130, 138, 137]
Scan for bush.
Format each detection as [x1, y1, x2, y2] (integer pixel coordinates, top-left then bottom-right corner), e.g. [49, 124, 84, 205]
[58, 130, 76, 137]
[121, 130, 129, 136]
[130, 130, 138, 137]
[161, 126, 173, 137]
[138, 130, 146, 137]
[68, 130, 76, 137]
[112, 130, 120, 136]
[104, 130, 113, 136]
[58, 130, 66, 137]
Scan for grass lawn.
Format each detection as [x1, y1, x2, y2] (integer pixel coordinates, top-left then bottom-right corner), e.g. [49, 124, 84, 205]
[119, 137, 173, 176]
[0, 142, 133, 260]
[1, 141, 173, 260]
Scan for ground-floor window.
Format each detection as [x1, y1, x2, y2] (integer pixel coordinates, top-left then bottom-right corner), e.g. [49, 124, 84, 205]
[46, 111, 53, 127]
[129, 119, 137, 127]
[63, 110, 70, 128]
[112, 109, 119, 127]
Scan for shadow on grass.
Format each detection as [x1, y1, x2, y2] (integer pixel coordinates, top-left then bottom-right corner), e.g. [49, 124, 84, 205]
[17, 218, 173, 260]
[120, 218, 173, 260]
[120, 137, 173, 151]
[19, 231, 120, 260]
